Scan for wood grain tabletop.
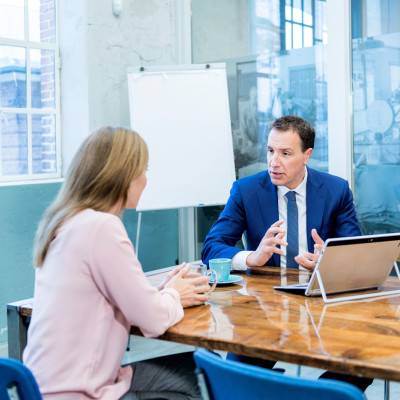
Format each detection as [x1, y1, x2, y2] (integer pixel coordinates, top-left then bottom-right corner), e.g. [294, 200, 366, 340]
[146, 265, 400, 382]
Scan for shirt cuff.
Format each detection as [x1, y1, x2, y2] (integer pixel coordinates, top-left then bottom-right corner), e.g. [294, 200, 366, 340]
[231, 251, 253, 271]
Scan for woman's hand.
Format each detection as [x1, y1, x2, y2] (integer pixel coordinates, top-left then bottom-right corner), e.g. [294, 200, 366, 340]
[164, 263, 211, 308]
[157, 262, 188, 291]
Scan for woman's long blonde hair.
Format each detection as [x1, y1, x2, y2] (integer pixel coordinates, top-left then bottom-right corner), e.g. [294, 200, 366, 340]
[34, 126, 148, 267]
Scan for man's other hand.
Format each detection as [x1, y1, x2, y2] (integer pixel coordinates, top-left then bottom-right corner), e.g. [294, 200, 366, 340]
[246, 220, 287, 267]
[295, 229, 324, 271]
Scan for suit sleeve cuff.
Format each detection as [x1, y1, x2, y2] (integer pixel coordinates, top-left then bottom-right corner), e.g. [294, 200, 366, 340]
[231, 251, 252, 271]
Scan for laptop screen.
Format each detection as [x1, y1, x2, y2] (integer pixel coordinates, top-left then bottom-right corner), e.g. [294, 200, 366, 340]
[305, 232, 400, 297]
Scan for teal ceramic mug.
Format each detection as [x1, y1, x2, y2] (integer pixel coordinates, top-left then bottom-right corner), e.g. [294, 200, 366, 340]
[209, 258, 231, 282]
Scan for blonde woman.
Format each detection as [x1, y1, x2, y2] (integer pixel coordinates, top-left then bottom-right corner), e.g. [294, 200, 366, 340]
[23, 127, 209, 399]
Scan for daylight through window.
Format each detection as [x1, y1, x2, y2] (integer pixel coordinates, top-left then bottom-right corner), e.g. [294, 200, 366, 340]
[0, 0, 60, 181]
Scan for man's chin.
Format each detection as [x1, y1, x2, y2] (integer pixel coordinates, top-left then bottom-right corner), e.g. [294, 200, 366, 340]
[270, 176, 286, 186]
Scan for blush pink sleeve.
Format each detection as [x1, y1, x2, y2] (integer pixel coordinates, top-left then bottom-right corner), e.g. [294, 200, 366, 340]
[89, 215, 184, 337]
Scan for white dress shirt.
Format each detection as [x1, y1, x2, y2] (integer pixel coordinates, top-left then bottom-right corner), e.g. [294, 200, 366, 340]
[232, 168, 309, 270]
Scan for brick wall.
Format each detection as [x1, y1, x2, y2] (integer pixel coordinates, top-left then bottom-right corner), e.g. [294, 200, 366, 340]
[34, 0, 57, 174]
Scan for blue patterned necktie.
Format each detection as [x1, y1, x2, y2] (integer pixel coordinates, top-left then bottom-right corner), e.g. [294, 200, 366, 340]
[286, 191, 299, 268]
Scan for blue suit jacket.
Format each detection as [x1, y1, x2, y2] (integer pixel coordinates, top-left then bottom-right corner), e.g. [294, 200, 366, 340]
[201, 167, 361, 266]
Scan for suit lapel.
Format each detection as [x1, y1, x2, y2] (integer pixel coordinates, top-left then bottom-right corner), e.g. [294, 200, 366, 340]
[256, 173, 280, 266]
[306, 168, 326, 252]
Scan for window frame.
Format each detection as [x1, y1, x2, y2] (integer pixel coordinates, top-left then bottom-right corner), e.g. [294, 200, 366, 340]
[0, 0, 61, 184]
[282, 0, 315, 51]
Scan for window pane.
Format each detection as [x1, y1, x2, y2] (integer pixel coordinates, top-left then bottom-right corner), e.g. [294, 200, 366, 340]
[1, 113, 28, 175]
[285, 5, 292, 21]
[304, 26, 313, 47]
[0, 46, 26, 108]
[293, 24, 303, 49]
[292, 0, 302, 23]
[32, 114, 56, 174]
[29, 0, 56, 43]
[352, 0, 400, 235]
[28, 0, 41, 42]
[286, 22, 292, 50]
[31, 49, 55, 108]
[304, 0, 313, 25]
[303, 13, 313, 27]
[0, 0, 24, 40]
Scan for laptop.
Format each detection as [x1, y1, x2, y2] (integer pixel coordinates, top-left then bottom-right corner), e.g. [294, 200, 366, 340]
[274, 232, 400, 302]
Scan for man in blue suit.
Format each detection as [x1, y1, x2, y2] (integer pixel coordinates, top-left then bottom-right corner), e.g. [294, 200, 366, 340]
[202, 115, 360, 271]
[201, 115, 371, 392]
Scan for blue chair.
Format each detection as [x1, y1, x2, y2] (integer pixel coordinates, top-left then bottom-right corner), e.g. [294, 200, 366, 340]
[0, 358, 42, 399]
[193, 349, 366, 400]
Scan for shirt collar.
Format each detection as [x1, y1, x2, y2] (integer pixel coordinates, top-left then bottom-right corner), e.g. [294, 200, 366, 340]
[277, 167, 308, 199]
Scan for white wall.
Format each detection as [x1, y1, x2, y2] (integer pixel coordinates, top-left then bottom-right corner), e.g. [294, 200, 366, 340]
[191, 0, 249, 63]
[59, 0, 89, 173]
[59, 0, 182, 173]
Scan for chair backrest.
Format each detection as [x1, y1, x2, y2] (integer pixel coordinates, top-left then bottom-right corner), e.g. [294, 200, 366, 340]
[0, 358, 42, 400]
[193, 349, 366, 400]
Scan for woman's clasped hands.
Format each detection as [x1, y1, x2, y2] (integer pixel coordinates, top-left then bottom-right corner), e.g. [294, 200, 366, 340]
[158, 262, 211, 308]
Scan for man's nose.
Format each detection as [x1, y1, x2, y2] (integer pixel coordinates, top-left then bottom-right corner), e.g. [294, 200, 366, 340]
[270, 153, 280, 166]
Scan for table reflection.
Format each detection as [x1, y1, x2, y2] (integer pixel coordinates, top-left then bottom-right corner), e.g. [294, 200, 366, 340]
[153, 267, 400, 381]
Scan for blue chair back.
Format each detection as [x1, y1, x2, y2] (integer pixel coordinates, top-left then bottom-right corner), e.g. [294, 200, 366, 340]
[194, 349, 366, 400]
[0, 358, 42, 399]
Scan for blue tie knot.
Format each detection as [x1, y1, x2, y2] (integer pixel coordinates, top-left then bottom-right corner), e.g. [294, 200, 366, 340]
[286, 191, 296, 202]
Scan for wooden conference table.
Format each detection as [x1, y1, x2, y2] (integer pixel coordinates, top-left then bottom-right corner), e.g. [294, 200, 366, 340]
[7, 263, 400, 382]
[144, 263, 400, 383]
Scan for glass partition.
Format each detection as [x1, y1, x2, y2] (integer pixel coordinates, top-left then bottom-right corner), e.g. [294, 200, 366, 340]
[352, 0, 400, 234]
[192, 0, 328, 258]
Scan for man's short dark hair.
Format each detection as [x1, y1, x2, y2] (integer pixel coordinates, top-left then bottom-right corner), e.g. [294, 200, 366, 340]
[270, 115, 315, 151]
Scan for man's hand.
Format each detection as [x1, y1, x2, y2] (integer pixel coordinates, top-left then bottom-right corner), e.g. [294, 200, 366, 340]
[295, 229, 324, 271]
[246, 220, 287, 267]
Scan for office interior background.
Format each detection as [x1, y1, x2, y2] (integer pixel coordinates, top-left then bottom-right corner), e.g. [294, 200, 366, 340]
[0, 0, 399, 348]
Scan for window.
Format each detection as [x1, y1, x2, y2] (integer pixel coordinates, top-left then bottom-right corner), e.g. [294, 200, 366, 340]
[351, 0, 400, 235]
[0, 0, 60, 182]
[283, 0, 316, 50]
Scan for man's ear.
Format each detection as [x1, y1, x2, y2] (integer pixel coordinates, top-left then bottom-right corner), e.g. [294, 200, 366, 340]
[304, 148, 313, 164]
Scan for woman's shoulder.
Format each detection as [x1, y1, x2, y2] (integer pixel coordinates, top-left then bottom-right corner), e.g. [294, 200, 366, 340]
[67, 209, 125, 235]
[60, 210, 128, 254]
